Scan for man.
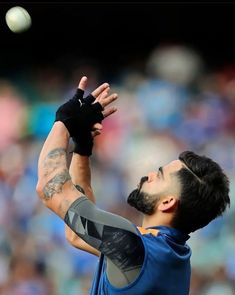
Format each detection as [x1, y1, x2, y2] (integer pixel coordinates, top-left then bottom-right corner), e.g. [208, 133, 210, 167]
[36, 76, 230, 295]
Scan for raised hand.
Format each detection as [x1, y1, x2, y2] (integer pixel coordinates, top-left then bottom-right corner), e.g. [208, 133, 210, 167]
[78, 76, 118, 120]
[66, 76, 118, 156]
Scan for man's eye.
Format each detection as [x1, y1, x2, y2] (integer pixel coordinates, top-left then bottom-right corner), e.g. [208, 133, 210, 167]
[157, 169, 162, 179]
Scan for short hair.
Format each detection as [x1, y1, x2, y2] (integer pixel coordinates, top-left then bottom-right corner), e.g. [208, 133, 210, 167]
[172, 151, 230, 233]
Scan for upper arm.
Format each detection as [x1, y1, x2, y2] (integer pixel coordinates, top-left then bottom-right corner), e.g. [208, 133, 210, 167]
[64, 196, 145, 271]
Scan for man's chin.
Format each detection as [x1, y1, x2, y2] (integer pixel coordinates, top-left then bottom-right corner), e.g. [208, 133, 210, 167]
[127, 189, 155, 215]
[127, 189, 139, 208]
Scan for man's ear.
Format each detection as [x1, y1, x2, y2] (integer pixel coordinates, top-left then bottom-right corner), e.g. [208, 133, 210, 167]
[158, 196, 178, 212]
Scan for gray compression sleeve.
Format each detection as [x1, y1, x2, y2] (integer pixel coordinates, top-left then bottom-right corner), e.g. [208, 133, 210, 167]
[64, 196, 145, 286]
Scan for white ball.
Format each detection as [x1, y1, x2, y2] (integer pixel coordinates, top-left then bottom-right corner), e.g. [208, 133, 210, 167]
[5, 6, 31, 33]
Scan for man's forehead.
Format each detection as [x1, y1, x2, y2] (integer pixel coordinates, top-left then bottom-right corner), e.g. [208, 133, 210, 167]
[164, 159, 184, 172]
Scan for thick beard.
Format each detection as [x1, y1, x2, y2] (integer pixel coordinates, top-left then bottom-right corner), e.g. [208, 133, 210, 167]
[127, 176, 158, 215]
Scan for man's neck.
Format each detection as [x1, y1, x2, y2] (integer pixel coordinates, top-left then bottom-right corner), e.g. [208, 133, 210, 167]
[142, 213, 172, 228]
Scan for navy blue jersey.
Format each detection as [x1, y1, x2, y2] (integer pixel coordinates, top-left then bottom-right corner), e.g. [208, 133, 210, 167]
[64, 197, 191, 295]
[90, 226, 191, 295]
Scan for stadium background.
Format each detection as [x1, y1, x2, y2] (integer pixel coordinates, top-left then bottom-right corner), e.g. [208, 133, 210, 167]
[0, 3, 235, 294]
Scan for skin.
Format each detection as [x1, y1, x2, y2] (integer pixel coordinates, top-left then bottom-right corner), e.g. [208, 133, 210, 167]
[138, 160, 184, 228]
[36, 76, 118, 219]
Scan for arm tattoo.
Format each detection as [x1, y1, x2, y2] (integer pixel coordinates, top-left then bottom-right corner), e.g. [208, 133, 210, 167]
[43, 169, 71, 200]
[74, 184, 85, 194]
[43, 148, 67, 177]
[47, 148, 66, 159]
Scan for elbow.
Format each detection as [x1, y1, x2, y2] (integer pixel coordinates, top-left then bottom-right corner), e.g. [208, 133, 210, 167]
[65, 226, 75, 242]
[65, 225, 80, 246]
[65, 232, 73, 245]
[36, 180, 49, 209]
[36, 180, 44, 201]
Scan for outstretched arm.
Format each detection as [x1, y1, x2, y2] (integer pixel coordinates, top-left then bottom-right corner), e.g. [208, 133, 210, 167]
[37, 76, 118, 252]
[65, 77, 114, 255]
[36, 76, 111, 216]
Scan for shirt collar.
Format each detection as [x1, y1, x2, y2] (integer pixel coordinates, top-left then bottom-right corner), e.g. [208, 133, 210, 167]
[147, 225, 190, 242]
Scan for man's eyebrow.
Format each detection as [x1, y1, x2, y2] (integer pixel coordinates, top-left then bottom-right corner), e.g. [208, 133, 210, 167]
[159, 166, 164, 179]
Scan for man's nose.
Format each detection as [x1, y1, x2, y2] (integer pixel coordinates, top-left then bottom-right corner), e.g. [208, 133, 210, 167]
[147, 172, 156, 183]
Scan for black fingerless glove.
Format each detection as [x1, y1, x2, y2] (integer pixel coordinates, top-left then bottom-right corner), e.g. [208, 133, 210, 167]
[72, 132, 94, 156]
[55, 88, 104, 156]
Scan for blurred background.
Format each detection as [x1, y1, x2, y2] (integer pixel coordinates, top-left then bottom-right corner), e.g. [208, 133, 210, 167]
[0, 2, 235, 294]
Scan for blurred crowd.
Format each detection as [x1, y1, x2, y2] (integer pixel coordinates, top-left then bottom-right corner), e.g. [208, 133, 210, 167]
[0, 44, 235, 294]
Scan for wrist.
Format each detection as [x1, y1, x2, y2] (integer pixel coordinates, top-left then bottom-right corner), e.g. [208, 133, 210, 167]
[72, 135, 93, 156]
[54, 121, 70, 138]
[72, 153, 90, 165]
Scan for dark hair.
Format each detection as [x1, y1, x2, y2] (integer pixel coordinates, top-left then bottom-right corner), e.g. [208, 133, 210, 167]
[172, 151, 230, 233]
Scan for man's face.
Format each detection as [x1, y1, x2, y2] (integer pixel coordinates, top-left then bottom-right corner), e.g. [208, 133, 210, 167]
[127, 160, 183, 215]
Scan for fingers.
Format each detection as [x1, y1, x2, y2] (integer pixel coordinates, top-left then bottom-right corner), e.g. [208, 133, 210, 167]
[102, 106, 118, 118]
[78, 76, 88, 91]
[91, 83, 110, 98]
[90, 106, 117, 137]
[94, 88, 118, 118]
[92, 123, 103, 131]
[91, 123, 102, 138]
[77, 77, 117, 109]
[91, 130, 102, 137]
[78, 77, 109, 98]
[96, 90, 118, 108]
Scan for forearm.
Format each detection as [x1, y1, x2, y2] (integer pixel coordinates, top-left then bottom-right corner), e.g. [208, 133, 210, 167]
[37, 121, 83, 218]
[65, 152, 96, 251]
[69, 154, 95, 203]
[38, 121, 69, 174]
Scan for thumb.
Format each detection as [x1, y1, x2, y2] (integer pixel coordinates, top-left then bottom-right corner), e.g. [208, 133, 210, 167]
[78, 76, 88, 91]
[92, 123, 103, 131]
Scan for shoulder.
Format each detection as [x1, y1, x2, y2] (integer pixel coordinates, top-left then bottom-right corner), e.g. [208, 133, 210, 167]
[137, 226, 159, 236]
